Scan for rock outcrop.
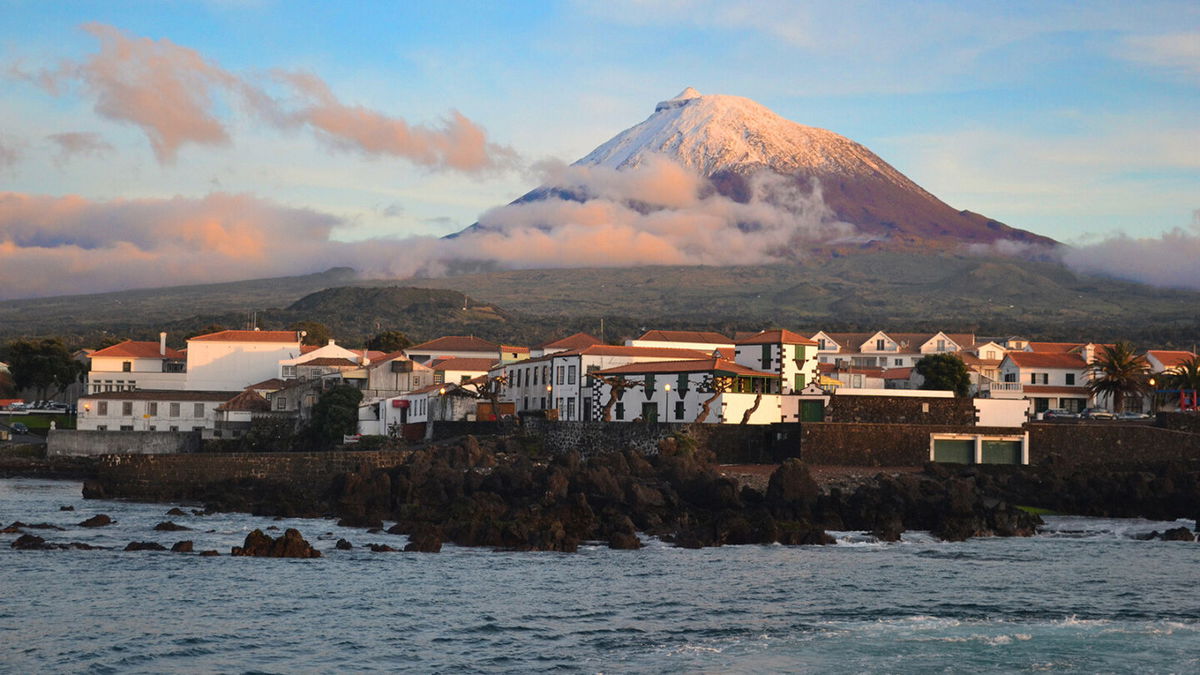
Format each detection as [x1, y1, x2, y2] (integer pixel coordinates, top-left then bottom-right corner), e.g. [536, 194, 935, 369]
[230, 528, 321, 558]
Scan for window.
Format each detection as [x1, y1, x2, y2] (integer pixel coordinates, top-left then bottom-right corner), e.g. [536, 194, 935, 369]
[147, 402, 158, 416]
[895, 358, 903, 366]
[675, 401, 685, 420]
[761, 344, 771, 368]
[413, 375, 422, 388]
[194, 403, 205, 418]
[213, 430, 222, 438]
[460, 375, 471, 384]
[119, 425, 133, 431]
[567, 397, 575, 419]
[122, 361, 132, 372]
[1004, 372, 1016, 383]
[192, 426, 204, 432]
[876, 339, 886, 351]
[542, 366, 548, 384]
[1030, 373, 1037, 385]
[282, 365, 296, 377]
[818, 338, 827, 350]
[169, 425, 179, 432]
[557, 366, 565, 385]
[121, 401, 133, 416]
[533, 368, 539, 385]
[96, 425, 107, 431]
[1066, 373, 1075, 385]
[937, 339, 946, 351]
[275, 397, 287, 411]
[556, 397, 563, 411]
[97, 401, 108, 416]
[615, 402, 625, 420]
[568, 365, 576, 385]
[169, 402, 180, 417]
[540, 397, 546, 409]
[794, 345, 805, 360]
[148, 425, 156, 431]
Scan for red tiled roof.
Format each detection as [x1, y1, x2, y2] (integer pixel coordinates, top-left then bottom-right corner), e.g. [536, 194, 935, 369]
[819, 363, 885, 376]
[299, 357, 359, 367]
[635, 330, 732, 344]
[499, 345, 530, 354]
[540, 332, 604, 350]
[189, 330, 299, 343]
[736, 329, 818, 346]
[883, 367, 913, 380]
[1147, 350, 1196, 369]
[91, 340, 185, 360]
[407, 335, 498, 352]
[300, 345, 320, 354]
[246, 378, 287, 390]
[558, 345, 713, 359]
[1005, 352, 1088, 369]
[216, 389, 271, 412]
[79, 390, 240, 401]
[429, 357, 497, 372]
[593, 358, 778, 378]
[959, 353, 1002, 368]
[818, 332, 974, 352]
[1027, 341, 1084, 353]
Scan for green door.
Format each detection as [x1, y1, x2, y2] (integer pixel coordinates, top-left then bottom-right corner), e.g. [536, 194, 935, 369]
[800, 400, 824, 422]
[933, 439, 974, 464]
[981, 440, 1022, 465]
[642, 402, 658, 423]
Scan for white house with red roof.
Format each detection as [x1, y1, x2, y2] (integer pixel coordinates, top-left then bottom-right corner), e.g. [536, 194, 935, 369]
[626, 329, 734, 355]
[430, 357, 497, 386]
[989, 351, 1091, 416]
[812, 331, 977, 370]
[185, 329, 303, 391]
[734, 329, 820, 395]
[87, 333, 187, 393]
[404, 335, 527, 365]
[531, 332, 605, 358]
[590, 357, 782, 424]
[1145, 350, 1196, 374]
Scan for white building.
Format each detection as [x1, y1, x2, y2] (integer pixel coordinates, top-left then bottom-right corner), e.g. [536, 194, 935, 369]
[430, 357, 497, 386]
[987, 351, 1090, 416]
[77, 390, 239, 437]
[185, 330, 304, 391]
[404, 335, 527, 365]
[626, 329, 734, 355]
[531, 332, 604, 358]
[812, 331, 976, 370]
[87, 335, 186, 393]
[590, 357, 781, 424]
[733, 329, 821, 394]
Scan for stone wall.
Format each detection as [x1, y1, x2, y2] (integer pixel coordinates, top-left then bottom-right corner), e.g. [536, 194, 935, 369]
[430, 420, 514, 441]
[797, 423, 1019, 466]
[519, 419, 796, 463]
[94, 449, 412, 501]
[1157, 412, 1200, 435]
[826, 395, 976, 425]
[1027, 422, 1200, 467]
[47, 430, 201, 457]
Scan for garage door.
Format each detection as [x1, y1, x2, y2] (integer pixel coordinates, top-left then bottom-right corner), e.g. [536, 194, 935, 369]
[981, 440, 1022, 465]
[933, 438, 974, 464]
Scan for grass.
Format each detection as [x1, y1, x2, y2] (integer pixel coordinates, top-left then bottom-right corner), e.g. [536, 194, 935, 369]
[1, 413, 76, 434]
[1016, 505, 1060, 516]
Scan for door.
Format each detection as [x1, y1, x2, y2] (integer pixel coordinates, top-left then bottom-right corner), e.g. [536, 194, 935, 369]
[981, 440, 1022, 465]
[641, 402, 658, 424]
[933, 439, 974, 464]
[800, 400, 824, 422]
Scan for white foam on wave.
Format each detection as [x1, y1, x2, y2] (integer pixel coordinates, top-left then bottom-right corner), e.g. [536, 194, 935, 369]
[1038, 516, 1197, 540]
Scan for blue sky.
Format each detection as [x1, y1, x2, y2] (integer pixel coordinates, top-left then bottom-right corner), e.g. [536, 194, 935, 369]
[0, 1, 1197, 296]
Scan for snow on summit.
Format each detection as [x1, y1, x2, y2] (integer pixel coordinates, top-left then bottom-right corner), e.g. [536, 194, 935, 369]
[576, 88, 925, 195]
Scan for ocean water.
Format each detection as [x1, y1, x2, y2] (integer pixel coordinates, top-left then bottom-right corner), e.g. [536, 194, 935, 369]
[1, 478, 1198, 673]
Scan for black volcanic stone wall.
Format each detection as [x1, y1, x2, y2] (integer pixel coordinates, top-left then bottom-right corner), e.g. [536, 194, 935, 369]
[1156, 412, 1200, 435]
[826, 395, 976, 425]
[797, 423, 1019, 466]
[1027, 423, 1200, 467]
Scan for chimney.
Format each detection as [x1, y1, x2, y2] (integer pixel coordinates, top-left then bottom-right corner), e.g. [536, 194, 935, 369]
[159, 332, 167, 356]
[362, 348, 370, 366]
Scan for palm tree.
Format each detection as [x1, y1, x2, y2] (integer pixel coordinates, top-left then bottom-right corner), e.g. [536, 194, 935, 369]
[1086, 342, 1150, 413]
[1164, 354, 1200, 402]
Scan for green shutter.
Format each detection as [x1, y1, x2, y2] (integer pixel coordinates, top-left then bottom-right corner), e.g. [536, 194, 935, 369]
[981, 440, 1022, 465]
[933, 439, 974, 464]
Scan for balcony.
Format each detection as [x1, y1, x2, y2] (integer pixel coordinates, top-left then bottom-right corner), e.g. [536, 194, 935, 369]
[980, 381, 1024, 399]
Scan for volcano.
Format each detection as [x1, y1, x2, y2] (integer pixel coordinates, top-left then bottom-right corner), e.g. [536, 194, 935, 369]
[456, 88, 1054, 252]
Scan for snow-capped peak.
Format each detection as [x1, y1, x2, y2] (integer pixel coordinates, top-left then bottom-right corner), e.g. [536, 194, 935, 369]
[577, 89, 928, 196]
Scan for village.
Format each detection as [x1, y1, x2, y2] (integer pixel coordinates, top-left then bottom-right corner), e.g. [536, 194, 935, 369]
[3, 326, 1195, 465]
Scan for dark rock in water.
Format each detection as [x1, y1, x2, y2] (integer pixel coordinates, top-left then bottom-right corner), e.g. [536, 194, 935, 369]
[368, 543, 397, 552]
[171, 540, 194, 553]
[1135, 531, 1158, 541]
[154, 521, 190, 532]
[404, 531, 442, 553]
[191, 509, 208, 516]
[81, 480, 106, 499]
[231, 528, 321, 558]
[124, 541, 168, 551]
[366, 527, 383, 534]
[777, 521, 834, 546]
[166, 507, 188, 517]
[266, 525, 280, 531]
[59, 505, 75, 511]
[25, 522, 65, 531]
[199, 550, 220, 557]
[12, 534, 48, 549]
[79, 514, 113, 528]
[1161, 527, 1196, 542]
[871, 514, 905, 542]
[608, 532, 642, 550]
[385, 523, 406, 535]
[335, 539, 353, 550]
[1, 521, 27, 533]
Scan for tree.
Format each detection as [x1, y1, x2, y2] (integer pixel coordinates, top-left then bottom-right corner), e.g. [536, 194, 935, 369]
[915, 353, 971, 397]
[1087, 342, 1150, 413]
[4, 338, 81, 402]
[460, 374, 508, 424]
[367, 330, 412, 353]
[291, 321, 332, 347]
[304, 385, 363, 449]
[591, 374, 643, 422]
[1164, 355, 1200, 392]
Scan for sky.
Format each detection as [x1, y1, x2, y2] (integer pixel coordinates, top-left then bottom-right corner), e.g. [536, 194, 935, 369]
[1, 1, 1197, 298]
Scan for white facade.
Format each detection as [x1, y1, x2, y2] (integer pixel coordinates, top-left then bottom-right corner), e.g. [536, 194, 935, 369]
[186, 331, 302, 391]
[77, 392, 236, 438]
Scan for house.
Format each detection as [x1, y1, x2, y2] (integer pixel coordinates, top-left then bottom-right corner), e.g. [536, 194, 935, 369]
[185, 329, 303, 391]
[1146, 350, 1196, 374]
[213, 389, 276, 438]
[430, 357, 497, 386]
[77, 389, 240, 437]
[359, 352, 434, 400]
[500, 344, 714, 421]
[404, 335, 527, 365]
[988, 351, 1090, 416]
[734, 329, 820, 394]
[531, 332, 605, 358]
[87, 334, 186, 393]
[821, 363, 887, 390]
[279, 340, 379, 378]
[812, 331, 976, 370]
[626, 330, 734, 355]
[590, 357, 781, 424]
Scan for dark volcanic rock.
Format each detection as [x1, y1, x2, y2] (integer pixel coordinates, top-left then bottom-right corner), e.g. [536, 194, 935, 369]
[230, 528, 321, 558]
[12, 534, 49, 550]
[171, 540, 194, 553]
[154, 521, 190, 532]
[335, 538, 353, 550]
[608, 532, 642, 550]
[124, 541, 168, 551]
[199, 550, 220, 557]
[1161, 527, 1196, 542]
[79, 514, 113, 528]
[166, 507, 188, 516]
[403, 530, 442, 553]
[368, 543, 397, 552]
[59, 505, 75, 511]
[25, 522, 65, 530]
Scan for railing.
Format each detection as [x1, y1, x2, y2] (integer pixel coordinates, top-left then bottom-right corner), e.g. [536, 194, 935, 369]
[982, 382, 1023, 392]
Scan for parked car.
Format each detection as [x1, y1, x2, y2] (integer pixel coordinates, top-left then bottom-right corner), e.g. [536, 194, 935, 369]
[1080, 408, 1116, 420]
[1116, 411, 1150, 420]
[9, 422, 29, 435]
[1042, 408, 1078, 420]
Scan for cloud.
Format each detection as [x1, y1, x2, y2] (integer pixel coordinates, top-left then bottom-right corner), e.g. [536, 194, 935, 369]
[0, 135, 25, 172]
[46, 131, 115, 164]
[0, 157, 862, 298]
[1061, 210, 1200, 290]
[1122, 32, 1200, 79]
[12, 23, 516, 171]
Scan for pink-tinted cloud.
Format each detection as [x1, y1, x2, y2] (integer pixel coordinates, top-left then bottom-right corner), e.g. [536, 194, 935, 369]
[46, 131, 115, 164]
[1061, 210, 1200, 290]
[13, 24, 515, 172]
[0, 135, 25, 172]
